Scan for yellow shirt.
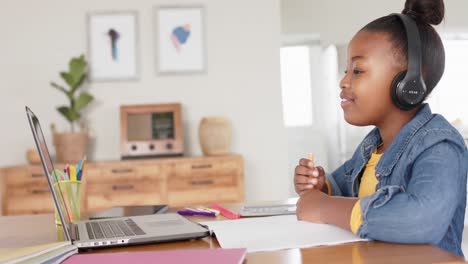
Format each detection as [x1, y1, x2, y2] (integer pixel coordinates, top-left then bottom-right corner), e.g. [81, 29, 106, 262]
[350, 148, 383, 234]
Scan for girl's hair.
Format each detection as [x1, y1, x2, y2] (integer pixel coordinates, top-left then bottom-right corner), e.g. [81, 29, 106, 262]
[361, 0, 445, 97]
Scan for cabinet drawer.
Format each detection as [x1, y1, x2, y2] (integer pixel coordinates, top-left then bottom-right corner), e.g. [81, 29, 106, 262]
[87, 181, 163, 212]
[5, 166, 48, 186]
[88, 165, 161, 183]
[8, 185, 51, 196]
[6, 188, 54, 215]
[175, 159, 239, 178]
[81, 167, 101, 181]
[168, 175, 235, 191]
[87, 181, 160, 194]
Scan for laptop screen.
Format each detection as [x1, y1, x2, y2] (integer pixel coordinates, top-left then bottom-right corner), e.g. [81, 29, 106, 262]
[26, 107, 72, 241]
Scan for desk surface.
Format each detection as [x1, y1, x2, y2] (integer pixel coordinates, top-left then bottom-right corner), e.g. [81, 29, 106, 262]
[0, 211, 463, 263]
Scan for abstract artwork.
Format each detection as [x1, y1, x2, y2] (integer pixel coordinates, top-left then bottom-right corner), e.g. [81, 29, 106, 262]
[155, 6, 205, 74]
[88, 12, 139, 81]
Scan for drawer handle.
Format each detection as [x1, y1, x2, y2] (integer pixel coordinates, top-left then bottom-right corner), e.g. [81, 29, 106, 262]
[191, 164, 212, 169]
[32, 189, 49, 194]
[111, 168, 134, 174]
[31, 173, 43, 178]
[190, 180, 214, 185]
[112, 184, 134, 191]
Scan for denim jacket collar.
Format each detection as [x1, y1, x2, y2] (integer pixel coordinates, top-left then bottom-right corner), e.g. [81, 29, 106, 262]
[360, 104, 434, 177]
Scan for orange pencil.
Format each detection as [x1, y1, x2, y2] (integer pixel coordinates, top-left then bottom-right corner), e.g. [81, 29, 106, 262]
[308, 153, 316, 182]
[308, 153, 314, 166]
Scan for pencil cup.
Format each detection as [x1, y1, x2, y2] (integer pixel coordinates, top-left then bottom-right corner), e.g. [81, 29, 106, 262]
[53, 180, 81, 225]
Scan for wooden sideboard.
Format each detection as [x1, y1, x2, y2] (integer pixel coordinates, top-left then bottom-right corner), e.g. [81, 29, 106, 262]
[0, 154, 244, 216]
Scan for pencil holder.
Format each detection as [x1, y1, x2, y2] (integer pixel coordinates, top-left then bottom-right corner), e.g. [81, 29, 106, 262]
[53, 180, 81, 225]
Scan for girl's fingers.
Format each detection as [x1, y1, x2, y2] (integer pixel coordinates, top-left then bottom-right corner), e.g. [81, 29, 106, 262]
[310, 167, 325, 178]
[299, 158, 310, 167]
[297, 183, 314, 189]
[299, 158, 315, 168]
[295, 162, 325, 196]
[312, 169, 319, 177]
[295, 165, 312, 176]
[295, 175, 316, 184]
[296, 179, 324, 192]
[316, 166, 325, 176]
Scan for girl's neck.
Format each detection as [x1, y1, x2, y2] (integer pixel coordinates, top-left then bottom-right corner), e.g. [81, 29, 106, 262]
[376, 108, 419, 154]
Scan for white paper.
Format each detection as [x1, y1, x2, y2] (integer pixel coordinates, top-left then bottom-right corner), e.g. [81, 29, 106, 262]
[201, 215, 366, 253]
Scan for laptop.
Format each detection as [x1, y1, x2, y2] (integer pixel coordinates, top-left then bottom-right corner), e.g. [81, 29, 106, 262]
[26, 106, 209, 249]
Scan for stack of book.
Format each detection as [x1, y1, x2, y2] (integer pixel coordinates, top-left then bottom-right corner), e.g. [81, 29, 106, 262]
[0, 241, 77, 264]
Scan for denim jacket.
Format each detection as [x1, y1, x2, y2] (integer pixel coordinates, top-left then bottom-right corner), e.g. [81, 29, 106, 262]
[326, 104, 468, 256]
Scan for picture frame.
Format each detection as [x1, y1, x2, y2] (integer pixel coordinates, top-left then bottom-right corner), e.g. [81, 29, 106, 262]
[87, 11, 139, 81]
[155, 6, 206, 74]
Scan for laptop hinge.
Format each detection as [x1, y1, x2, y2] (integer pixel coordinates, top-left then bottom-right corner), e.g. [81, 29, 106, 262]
[70, 223, 79, 241]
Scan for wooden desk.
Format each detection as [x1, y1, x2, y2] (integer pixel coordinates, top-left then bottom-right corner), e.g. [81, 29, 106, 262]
[0, 213, 463, 263]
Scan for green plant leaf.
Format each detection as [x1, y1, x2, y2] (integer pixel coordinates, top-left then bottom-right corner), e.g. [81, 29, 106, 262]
[57, 106, 80, 123]
[69, 55, 87, 90]
[74, 92, 94, 112]
[71, 73, 87, 94]
[60, 72, 75, 88]
[50, 82, 69, 95]
[52, 55, 91, 128]
[70, 55, 86, 76]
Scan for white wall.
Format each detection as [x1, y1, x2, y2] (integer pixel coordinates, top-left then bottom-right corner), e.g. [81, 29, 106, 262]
[0, 0, 290, 202]
[281, 0, 468, 45]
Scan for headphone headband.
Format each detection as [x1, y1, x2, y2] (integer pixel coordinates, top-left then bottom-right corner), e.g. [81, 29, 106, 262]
[392, 13, 423, 79]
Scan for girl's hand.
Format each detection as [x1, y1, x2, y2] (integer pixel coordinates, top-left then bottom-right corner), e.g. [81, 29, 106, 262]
[296, 188, 328, 223]
[294, 158, 326, 195]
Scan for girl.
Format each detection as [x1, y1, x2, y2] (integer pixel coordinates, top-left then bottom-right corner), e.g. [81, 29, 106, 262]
[293, 0, 468, 256]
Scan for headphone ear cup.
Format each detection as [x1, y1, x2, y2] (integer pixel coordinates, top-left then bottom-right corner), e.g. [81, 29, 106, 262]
[390, 71, 407, 110]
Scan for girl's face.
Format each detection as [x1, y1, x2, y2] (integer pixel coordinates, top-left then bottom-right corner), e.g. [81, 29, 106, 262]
[339, 30, 406, 126]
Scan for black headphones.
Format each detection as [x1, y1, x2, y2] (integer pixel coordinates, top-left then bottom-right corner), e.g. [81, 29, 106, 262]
[390, 13, 427, 111]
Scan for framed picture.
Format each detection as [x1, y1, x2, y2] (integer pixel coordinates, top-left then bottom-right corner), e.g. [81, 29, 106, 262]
[87, 11, 139, 81]
[155, 6, 206, 74]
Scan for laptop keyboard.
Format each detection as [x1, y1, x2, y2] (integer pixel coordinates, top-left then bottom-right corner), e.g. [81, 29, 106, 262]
[86, 219, 146, 240]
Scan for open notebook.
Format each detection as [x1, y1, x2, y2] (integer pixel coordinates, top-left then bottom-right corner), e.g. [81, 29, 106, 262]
[201, 215, 366, 252]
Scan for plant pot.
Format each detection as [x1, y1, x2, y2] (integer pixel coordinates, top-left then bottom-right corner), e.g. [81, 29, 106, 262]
[26, 148, 41, 164]
[198, 117, 231, 156]
[53, 132, 89, 163]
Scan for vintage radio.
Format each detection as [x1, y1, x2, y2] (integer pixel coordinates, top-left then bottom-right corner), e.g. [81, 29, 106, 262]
[120, 103, 184, 159]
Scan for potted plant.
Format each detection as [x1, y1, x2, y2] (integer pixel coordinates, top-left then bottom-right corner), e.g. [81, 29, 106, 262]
[50, 55, 94, 163]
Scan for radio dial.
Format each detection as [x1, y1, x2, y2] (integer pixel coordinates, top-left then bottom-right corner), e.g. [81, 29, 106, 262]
[131, 145, 137, 151]
[149, 144, 155, 150]
[166, 143, 173, 150]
